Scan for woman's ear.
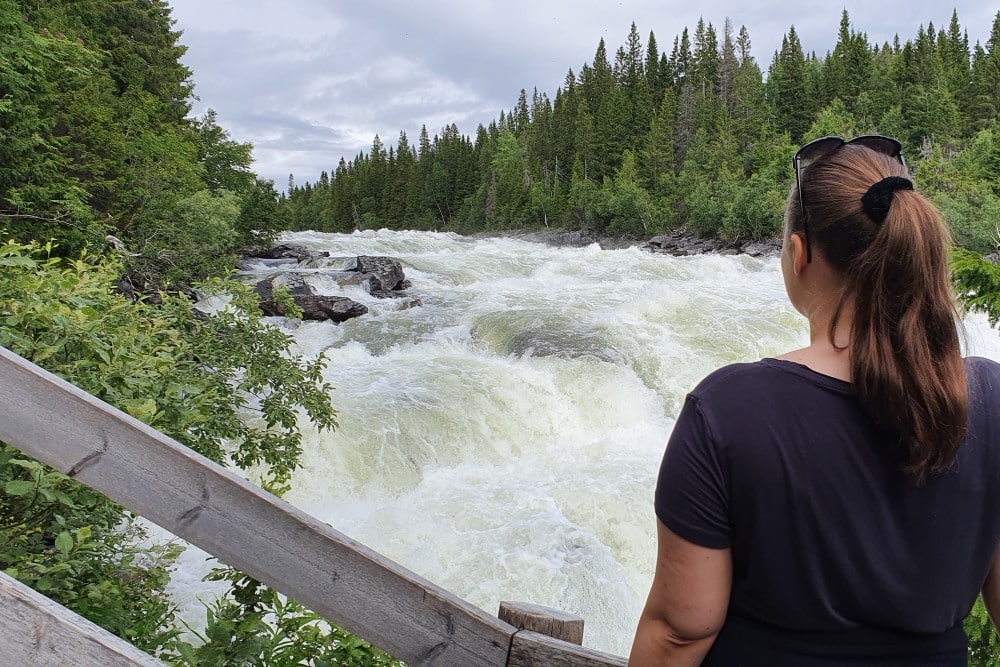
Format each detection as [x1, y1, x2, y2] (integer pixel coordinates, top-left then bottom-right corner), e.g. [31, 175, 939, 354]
[788, 232, 809, 276]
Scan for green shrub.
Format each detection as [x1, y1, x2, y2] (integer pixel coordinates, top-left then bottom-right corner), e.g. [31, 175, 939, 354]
[951, 247, 1000, 326]
[0, 239, 403, 663]
[168, 568, 403, 667]
[967, 596, 1000, 667]
[0, 445, 181, 652]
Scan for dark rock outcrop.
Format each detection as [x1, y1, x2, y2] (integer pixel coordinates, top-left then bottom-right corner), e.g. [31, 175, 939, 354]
[247, 245, 418, 322]
[254, 274, 368, 322]
[248, 243, 330, 263]
[253, 273, 311, 300]
[645, 231, 781, 257]
[356, 255, 406, 294]
[264, 294, 369, 322]
[492, 229, 633, 250]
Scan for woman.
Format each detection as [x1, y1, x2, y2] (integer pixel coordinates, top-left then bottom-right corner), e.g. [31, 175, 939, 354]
[630, 136, 1000, 665]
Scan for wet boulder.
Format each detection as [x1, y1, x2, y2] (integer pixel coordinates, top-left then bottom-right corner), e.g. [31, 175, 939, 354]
[254, 274, 368, 323]
[356, 255, 406, 294]
[273, 294, 368, 322]
[246, 243, 330, 263]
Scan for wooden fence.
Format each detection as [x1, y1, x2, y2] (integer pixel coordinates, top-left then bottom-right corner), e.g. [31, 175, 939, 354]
[0, 346, 628, 667]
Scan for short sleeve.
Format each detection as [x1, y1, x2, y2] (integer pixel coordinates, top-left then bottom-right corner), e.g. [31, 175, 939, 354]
[655, 394, 731, 549]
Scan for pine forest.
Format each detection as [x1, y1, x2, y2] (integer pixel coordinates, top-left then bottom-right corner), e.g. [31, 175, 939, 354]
[282, 12, 1000, 254]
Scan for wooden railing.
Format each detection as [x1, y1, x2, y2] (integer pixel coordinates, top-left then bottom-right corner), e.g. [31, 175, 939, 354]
[0, 570, 164, 667]
[0, 346, 628, 667]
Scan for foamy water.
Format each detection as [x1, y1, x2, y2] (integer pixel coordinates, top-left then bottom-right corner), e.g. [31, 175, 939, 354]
[167, 230, 1000, 656]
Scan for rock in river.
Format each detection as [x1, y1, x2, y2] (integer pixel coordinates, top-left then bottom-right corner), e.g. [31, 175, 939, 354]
[254, 274, 368, 323]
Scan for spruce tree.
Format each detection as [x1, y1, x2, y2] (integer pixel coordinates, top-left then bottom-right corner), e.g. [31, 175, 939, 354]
[767, 26, 813, 142]
[716, 20, 736, 112]
[646, 31, 664, 104]
[971, 13, 1000, 125]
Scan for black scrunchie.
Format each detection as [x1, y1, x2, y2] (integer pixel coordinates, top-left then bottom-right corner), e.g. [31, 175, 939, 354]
[861, 176, 913, 224]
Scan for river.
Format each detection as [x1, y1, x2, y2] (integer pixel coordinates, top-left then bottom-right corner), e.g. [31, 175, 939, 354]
[169, 229, 1000, 657]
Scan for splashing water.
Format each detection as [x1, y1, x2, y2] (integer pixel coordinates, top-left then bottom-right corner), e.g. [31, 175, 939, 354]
[168, 230, 1000, 656]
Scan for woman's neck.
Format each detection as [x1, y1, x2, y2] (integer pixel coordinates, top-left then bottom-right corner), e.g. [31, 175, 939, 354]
[778, 292, 854, 382]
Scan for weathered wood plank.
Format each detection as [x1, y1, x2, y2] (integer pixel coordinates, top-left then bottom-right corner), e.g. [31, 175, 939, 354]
[499, 601, 585, 645]
[508, 630, 629, 667]
[0, 571, 164, 667]
[0, 346, 514, 667]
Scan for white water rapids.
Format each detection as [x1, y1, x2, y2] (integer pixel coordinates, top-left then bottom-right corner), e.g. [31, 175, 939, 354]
[168, 229, 1000, 657]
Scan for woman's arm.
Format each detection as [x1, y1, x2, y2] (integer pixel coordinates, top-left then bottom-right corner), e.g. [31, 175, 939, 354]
[629, 519, 732, 667]
[983, 542, 1000, 634]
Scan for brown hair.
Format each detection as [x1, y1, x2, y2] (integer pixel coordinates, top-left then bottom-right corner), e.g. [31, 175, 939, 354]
[790, 144, 967, 484]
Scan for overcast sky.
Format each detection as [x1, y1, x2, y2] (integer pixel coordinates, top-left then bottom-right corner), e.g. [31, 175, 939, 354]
[166, 1, 998, 188]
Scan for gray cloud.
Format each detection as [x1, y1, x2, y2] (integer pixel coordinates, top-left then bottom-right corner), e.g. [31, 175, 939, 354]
[168, 0, 997, 186]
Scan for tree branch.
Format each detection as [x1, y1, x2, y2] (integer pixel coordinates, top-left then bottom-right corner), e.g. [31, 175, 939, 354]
[0, 212, 70, 224]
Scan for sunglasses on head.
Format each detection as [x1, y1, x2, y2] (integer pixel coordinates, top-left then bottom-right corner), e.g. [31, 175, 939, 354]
[792, 135, 906, 263]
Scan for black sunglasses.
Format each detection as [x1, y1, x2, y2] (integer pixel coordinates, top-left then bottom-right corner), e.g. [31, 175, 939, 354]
[792, 135, 907, 263]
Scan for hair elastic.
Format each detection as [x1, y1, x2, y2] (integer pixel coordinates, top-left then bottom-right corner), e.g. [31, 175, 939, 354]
[861, 176, 913, 224]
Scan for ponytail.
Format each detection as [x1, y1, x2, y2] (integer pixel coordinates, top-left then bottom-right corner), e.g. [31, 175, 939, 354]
[794, 145, 967, 484]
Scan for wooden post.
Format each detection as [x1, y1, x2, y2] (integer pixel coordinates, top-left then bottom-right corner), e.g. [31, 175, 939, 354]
[499, 602, 628, 667]
[498, 601, 585, 645]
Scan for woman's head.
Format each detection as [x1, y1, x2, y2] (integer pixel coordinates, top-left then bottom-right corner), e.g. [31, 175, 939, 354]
[788, 137, 944, 270]
[786, 136, 967, 484]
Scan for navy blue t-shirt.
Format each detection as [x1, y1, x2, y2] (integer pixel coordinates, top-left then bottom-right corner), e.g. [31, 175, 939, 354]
[655, 357, 1000, 665]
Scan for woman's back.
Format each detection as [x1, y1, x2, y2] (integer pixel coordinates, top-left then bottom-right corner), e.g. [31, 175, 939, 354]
[655, 356, 1000, 662]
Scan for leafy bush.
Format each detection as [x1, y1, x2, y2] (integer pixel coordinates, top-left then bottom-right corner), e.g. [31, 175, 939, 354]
[0, 240, 403, 663]
[968, 596, 1000, 667]
[721, 174, 785, 239]
[598, 151, 663, 235]
[917, 132, 1000, 254]
[0, 445, 181, 652]
[951, 247, 1000, 326]
[168, 568, 403, 667]
[934, 186, 1000, 254]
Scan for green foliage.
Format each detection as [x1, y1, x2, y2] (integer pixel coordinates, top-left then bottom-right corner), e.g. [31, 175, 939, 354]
[486, 131, 531, 228]
[237, 179, 287, 249]
[8, 0, 205, 237]
[3, 2, 276, 284]
[0, 2, 103, 249]
[194, 109, 256, 196]
[130, 189, 240, 287]
[919, 131, 1000, 253]
[804, 99, 860, 142]
[721, 173, 785, 239]
[166, 568, 403, 667]
[766, 26, 813, 143]
[932, 185, 1000, 254]
[951, 247, 1000, 326]
[597, 150, 662, 235]
[0, 240, 335, 488]
[0, 445, 182, 651]
[968, 596, 1000, 666]
[0, 239, 348, 656]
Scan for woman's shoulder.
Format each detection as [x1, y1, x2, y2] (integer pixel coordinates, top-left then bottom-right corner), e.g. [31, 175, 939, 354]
[965, 356, 1000, 402]
[966, 355, 1000, 376]
[692, 358, 851, 400]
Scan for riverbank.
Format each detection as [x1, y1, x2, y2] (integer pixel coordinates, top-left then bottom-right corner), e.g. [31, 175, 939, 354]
[474, 228, 782, 256]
